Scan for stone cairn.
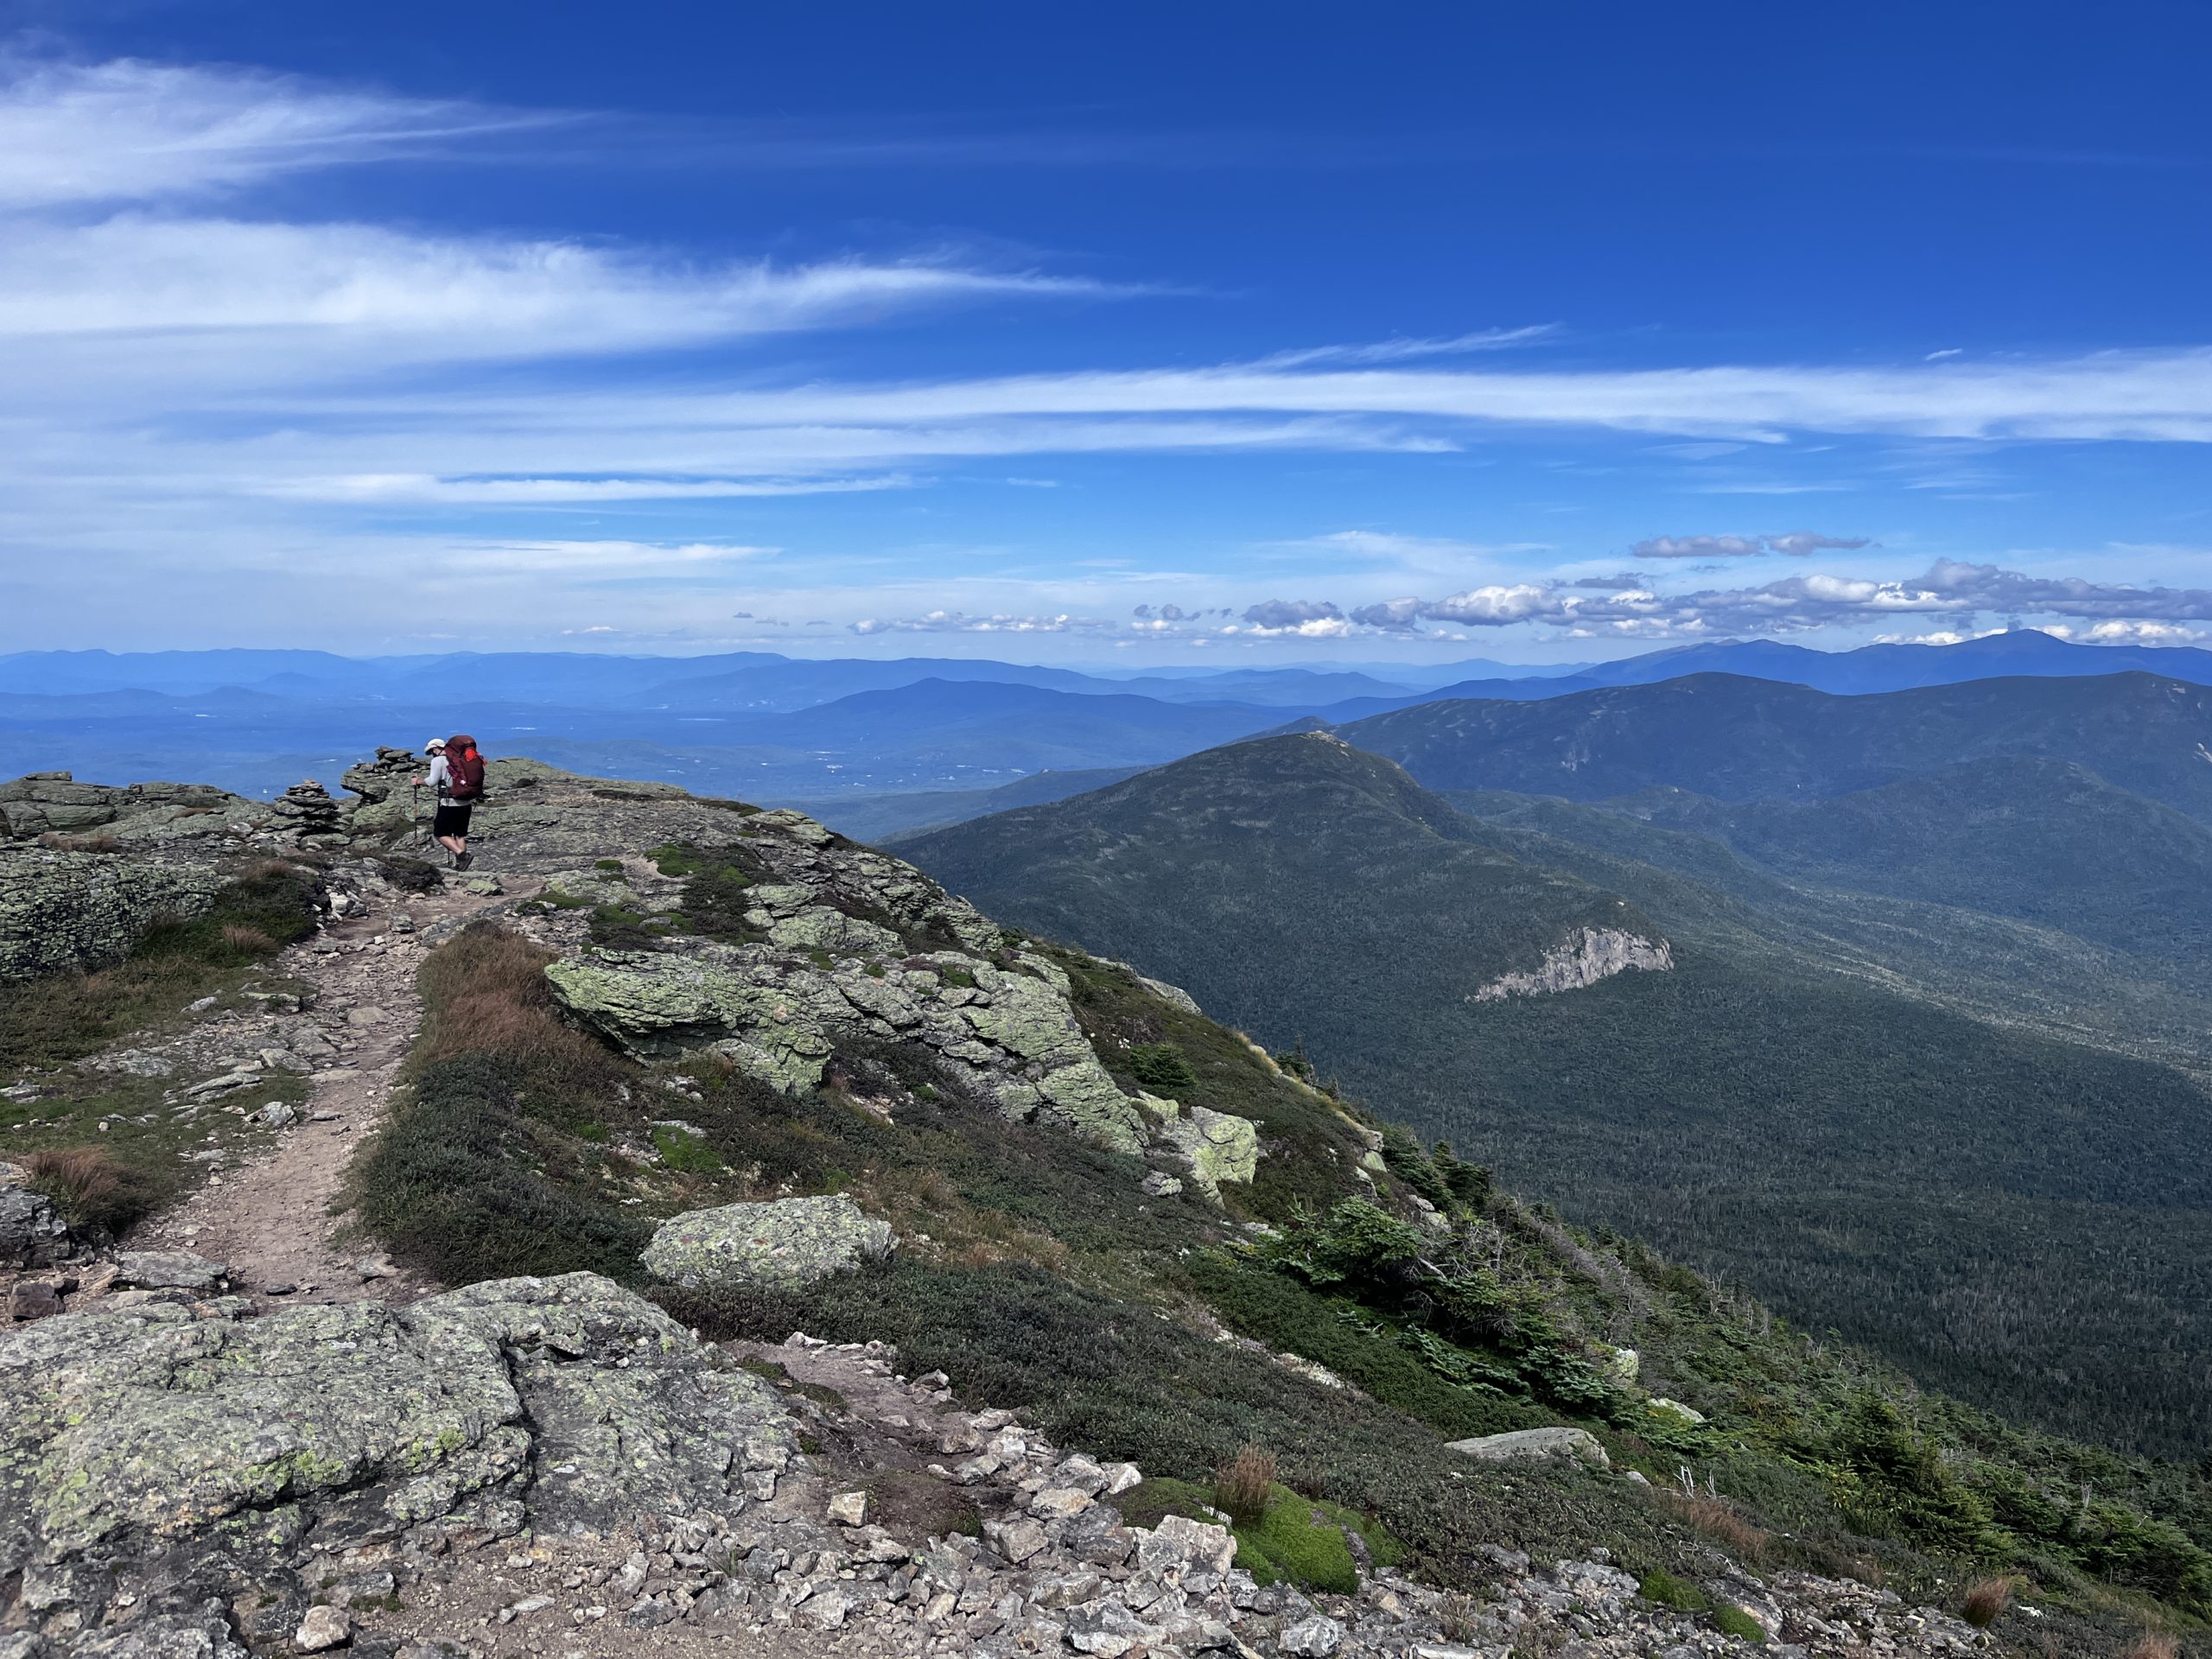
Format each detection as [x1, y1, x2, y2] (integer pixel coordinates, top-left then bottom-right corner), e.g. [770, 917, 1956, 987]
[270, 779, 345, 844]
[339, 746, 419, 807]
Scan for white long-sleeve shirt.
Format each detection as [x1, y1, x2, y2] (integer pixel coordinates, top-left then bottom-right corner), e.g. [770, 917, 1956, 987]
[424, 754, 452, 797]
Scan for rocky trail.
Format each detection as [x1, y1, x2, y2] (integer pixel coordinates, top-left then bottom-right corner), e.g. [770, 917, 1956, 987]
[126, 872, 531, 1310]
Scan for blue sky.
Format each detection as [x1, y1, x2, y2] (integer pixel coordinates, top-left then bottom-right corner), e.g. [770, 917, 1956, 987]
[3, 1, 2210, 664]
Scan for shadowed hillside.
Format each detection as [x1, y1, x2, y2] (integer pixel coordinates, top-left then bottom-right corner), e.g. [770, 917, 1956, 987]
[901, 730, 2212, 1459]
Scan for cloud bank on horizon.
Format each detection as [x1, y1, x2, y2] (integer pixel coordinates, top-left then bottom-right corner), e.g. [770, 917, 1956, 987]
[3, 19, 2209, 660]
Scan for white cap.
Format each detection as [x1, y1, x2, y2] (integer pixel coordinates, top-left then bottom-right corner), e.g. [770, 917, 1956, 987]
[423, 736, 447, 753]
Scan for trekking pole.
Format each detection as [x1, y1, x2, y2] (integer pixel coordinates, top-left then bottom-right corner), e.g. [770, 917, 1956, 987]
[411, 782, 424, 849]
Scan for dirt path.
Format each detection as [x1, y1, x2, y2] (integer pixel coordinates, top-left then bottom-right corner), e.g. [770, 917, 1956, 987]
[134, 873, 534, 1308]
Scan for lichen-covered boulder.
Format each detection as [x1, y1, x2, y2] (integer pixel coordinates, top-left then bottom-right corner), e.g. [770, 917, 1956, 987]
[641, 1195, 895, 1293]
[0, 772, 259, 847]
[0, 844, 230, 982]
[1445, 1426, 1611, 1468]
[0, 1180, 71, 1269]
[0, 1271, 796, 1598]
[549, 944, 1150, 1154]
[1155, 1104, 1260, 1198]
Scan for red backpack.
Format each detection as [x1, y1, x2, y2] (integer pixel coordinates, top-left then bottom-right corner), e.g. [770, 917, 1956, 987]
[445, 736, 486, 801]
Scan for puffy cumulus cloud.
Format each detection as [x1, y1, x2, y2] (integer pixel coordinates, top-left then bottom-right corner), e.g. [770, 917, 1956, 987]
[1133, 602, 1191, 621]
[2044, 620, 2209, 645]
[1632, 534, 1767, 560]
[848, 610, 1119, 635]
[1632, 531, 1872, 559]
[1240, 598, 1344, 630]
[1421, 584, 1576, 625]
[1913, 558, 2212, 622]
[1764, 531, 1873, 557]
[1197, 560, 2212, 645]
[1349, 597, 1423, 632]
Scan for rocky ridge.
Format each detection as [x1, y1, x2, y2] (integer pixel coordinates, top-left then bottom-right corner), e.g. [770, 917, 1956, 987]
[0, 1281, 1989, 1659]
[0, 752, 2012, 1656]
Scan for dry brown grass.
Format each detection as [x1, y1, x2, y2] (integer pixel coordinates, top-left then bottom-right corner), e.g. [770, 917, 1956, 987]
[410, 922, 627, 1092]
[2119, 1634, 2177, 1659]
[1661, 1492, 1773, 1567]
[221, 924, 277, 955]
[1212, 1444, 1277, 1525]
[39, 831, 122, 854]
[21, 1146, 158, 1233]
[1961, 1576, 2015, 1629]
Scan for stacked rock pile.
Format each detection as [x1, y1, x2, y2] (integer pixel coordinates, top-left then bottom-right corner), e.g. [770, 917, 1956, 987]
[340, 746, 421, 806]
[270, 779, 346, 843]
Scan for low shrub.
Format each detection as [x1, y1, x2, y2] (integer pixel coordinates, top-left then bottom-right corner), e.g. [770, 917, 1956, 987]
[350, 1052, 654, 1285]
[1639, 1569, 1710, 1613]
[1710, 1603, 1767, 1643]
[653, 1125, 727, 1174]
[1127, 1042, 1196, 1093]
[352, 921, 654, 1284]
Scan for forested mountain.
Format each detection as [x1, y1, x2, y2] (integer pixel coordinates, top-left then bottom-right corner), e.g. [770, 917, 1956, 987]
[1338, 671, 2212, 820]
[900, 729, 2212, 1458]
[1423, 627, 2212, 702]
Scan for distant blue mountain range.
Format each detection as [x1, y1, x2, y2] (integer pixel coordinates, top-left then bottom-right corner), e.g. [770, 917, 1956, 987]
[3, 630, 2207, 807]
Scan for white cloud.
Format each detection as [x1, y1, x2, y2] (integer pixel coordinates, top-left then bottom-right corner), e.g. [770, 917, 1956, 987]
[562, 348, 2212, 444]
[1240, 599, 1344, 631]
[848, 610, 1120, 634]
[1632, 530, 1872, 558]
[2044, 620, 2208, 645]
[1253, 325, 1559, 369]
[1196, 559, 2212, 645]
[0, 57, 556, 208]
[1764, 531, 1872, 556]
[0, 216, 1112, 372]
[264, 473, 910, 505]
[446, 539, 777, 573]
[1632, 534, 1767, 559]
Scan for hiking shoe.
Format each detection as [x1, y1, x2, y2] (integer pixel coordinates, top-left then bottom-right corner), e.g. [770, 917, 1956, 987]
[455, 851, 474, 871]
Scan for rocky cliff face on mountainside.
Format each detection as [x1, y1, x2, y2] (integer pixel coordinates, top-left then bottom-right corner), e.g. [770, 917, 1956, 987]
[1467, 930, 1675, 1003]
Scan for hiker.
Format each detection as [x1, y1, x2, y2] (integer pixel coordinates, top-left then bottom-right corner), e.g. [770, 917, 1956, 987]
[414, 734, 486, 869]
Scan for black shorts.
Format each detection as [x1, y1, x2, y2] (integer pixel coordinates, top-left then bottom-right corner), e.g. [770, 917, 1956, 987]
[433, 802, 474, 838]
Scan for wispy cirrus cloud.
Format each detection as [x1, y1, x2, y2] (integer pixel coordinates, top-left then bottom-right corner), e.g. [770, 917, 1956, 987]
[0, 57, 562, 208]
[1252, 325, 1559, 369]
[262, 473, 914, 505]
[1632, 530, 1872, 558]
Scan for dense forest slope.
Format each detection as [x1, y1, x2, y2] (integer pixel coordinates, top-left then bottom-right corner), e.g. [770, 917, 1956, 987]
[1337, 671, 2212, 822]
[900, 732, 2212, 1460]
